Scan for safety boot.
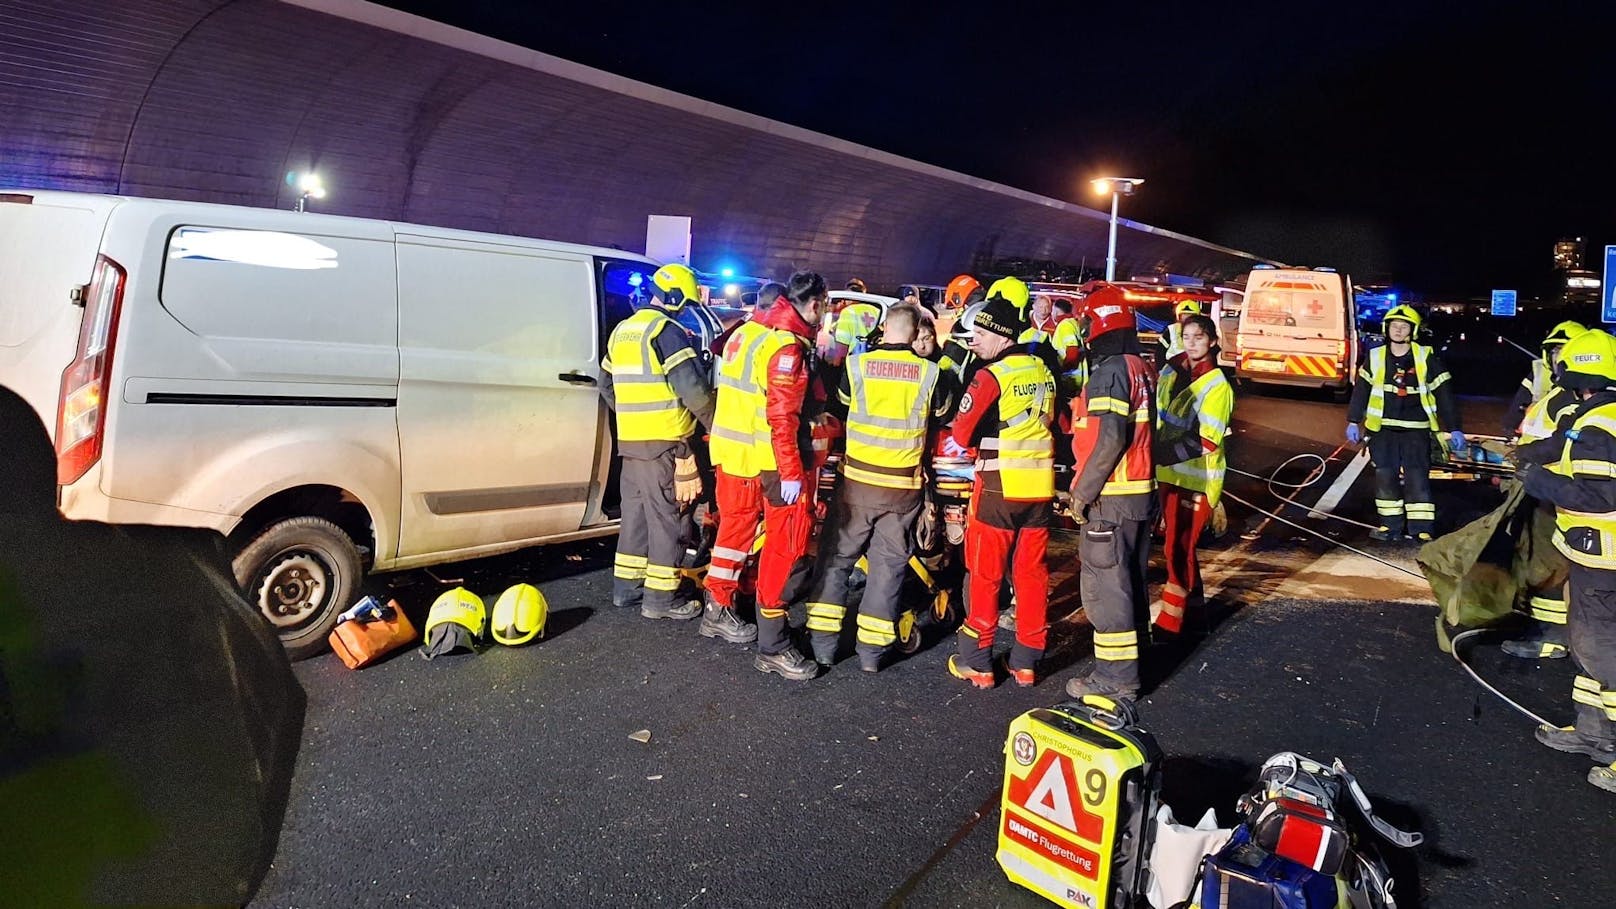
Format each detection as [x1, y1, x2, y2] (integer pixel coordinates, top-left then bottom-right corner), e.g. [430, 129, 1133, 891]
[1589, 764, 1616, 794]
[1535, 706, 1616, 760]
[1064, 673, 1139, 704]
[754, 648, 818, 681]
[1501, 622, 1569, 660]
[947, 654, 995, 689]
[998, 657, 1036, 688]
[858, 650, 884, 673]
[810, 634, 838, 668]
[1369, 526, 1396, 542]
[641, 597, 702, 621]
[698, 598, 757, 644]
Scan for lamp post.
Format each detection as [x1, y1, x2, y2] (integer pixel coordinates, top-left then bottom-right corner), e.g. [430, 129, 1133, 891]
[1091, 176, 1143, 282]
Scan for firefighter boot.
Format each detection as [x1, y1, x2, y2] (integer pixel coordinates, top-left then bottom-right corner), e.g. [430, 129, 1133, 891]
[947, 654, 996, 689]
[1501, 621, 1569, 659]
[755, 648, 819, 681]
[1535, 704, 1616, 760]
[1064, 673, 1140, 704]
[1589, 763, 1616, 794]
[698, 596, 758, 644]
[857, 646, 885, 673]
[641, 597, 702, 621]
[810, 633, 838, 668]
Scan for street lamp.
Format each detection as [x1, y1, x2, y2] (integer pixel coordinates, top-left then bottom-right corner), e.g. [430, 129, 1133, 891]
[1091, 176, 1144, 282]
[291, 172, 326, 213]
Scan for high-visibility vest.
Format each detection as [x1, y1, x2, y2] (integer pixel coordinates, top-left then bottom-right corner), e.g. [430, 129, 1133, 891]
[1155, 364, 1234, 506]
[1520, 386, 1577, 446]
[977, 354, 1056, 500]
[1050, 318, 1082, 369]
[834, 302, 883, 353]
[604, 307, 698, 442]
[711, 320, 773, 478]
[1073, 355, 1156, 498]
[842, 348, 940, 490]
[1161, 322, 1186, 360]
[1361, 344, 1440, 432]
[1553, 401, 1616, 570]
[1018, 325, 1050, 346]
[1524, 358, 1552, 402]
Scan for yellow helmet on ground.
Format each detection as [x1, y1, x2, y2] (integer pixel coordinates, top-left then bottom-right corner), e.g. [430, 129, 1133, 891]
[1543, 320, 1588, 353]
[491, 583, 548, 646]
[1174, 299, 1203, 318]
[985, 276, 1030, 315]
[422, 587, 486, 659]
[1382, 304, 1422, 336]
[651, 263, 700, 310]
[1558, 329, 1616, 390]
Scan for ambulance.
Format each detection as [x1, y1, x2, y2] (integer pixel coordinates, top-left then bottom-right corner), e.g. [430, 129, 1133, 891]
[1235, 265, 1358, 397]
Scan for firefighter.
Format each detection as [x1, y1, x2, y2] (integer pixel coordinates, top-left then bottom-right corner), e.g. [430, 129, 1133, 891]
[946, 296, 1057, 689]
[600, 263, 715, 621]
[704, 272, 827, 680]
[1517, 328, 1616, 793]
[1344, 305, 1463, 542]
[1063, 284, 1157, 703]
[936, 274, 985, 376]
[805, 303, 946, 671]
[1157, 299, 1203, 363]
[1504, 321, 1587, 434]
[1503, 322, 1589, 659]
[1152, 314, 1234, 635]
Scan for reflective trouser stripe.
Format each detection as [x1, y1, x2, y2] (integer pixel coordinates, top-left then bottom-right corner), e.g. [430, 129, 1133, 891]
[1529, 594, 1568, 624]
[711, 546, 749, 562]
[1094, 629, 1139, 662]
[1603, 690, 1616, 722]
[806, 602, 847, 634]
[759, 607, 788, 620]
[614, 552, 648, 580]
[1573, 675, 1603, 708]
[857, 614, 897, 646]
[1405, 502, 1436, 520]
[707, 565, 743, 581]
[645, 564, 681, 592]
[1375, 498, 1405, 516]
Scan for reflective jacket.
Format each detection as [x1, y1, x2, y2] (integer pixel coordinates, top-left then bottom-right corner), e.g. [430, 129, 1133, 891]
[1532, 398, 1616, 570]
[841, 347, 940, 490]
[979, 354, 1057, 500]
[709, 301, 816, 483]
[711, 319, 774, 478]
[603, 307, 700, 442]
[1159, 322, 1187, 361]
[1348, 343, 1456, 433]
[1072, 351, 1156, 503]
[833, 302, 883, 355]
[1155, 356, 1235, 506]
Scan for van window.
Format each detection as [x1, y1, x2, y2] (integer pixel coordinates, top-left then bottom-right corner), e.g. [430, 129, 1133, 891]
[161, 227, 394, 346]
[1246, 288, 1342, 333]
[397, 240, 594, 361]
[597, 260, 654, 358]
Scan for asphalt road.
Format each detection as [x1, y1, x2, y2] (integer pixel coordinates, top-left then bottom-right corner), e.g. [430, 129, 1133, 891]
[252, 379, 1615, 908]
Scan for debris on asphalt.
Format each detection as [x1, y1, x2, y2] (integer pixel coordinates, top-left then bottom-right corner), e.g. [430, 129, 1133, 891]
[647, 774, 663, 781]
[629, 729, 652, 744]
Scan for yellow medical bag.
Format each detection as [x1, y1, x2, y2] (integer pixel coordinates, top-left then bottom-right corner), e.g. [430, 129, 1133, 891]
[997, 696, 1163, 908]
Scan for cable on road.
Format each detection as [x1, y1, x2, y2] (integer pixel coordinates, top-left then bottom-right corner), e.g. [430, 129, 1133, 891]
[1224, 445, 1553, 728]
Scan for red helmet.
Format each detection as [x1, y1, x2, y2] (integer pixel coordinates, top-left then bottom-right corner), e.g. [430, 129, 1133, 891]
[943, 274, 982, 310]
[1074, 284, 1136, 343]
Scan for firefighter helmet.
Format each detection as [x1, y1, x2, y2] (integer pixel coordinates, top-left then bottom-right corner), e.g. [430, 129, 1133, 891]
[1174, 299, 1203, 318]
[845, 277, 868, 293]
[422, 587, 487, 659]
[985, 276, 1030, 314]
[651, 263, 700, 310]
[944, 274, 983, 311]
[1382, 304, 1422, 336]
[1558, 329, 1616, 390]
[1543, 320, 1588, 354]
[1074, 285, 1136, 343]
[490, 583, 547, 646]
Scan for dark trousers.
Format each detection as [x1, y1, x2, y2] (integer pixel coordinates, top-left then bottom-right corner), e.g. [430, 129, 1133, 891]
[805, 485, 922, 658]
[1080, 498, 1151, 689]
[1568, 563, 1616, 732]
[613, 452, 685, 611]
[1369, 429, 1433, 536]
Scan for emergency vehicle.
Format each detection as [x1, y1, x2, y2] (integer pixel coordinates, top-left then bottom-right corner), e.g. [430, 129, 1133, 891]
[1235, 265, 1358, 397]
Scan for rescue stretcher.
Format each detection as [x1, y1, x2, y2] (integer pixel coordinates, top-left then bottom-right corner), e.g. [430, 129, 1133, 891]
[1429, 433, 1512, 482]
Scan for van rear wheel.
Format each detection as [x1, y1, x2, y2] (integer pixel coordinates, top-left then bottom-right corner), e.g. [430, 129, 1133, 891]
[233, 516, 362, 661]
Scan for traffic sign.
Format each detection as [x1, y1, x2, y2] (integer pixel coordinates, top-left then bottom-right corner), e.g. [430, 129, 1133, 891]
[1490, 289, 1517, 317]
[1604, 245, 1616, 324]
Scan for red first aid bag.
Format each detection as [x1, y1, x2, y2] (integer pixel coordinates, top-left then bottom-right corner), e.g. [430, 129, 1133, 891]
[328, 599, 416, 669]
[1249, 796, 1349, 875]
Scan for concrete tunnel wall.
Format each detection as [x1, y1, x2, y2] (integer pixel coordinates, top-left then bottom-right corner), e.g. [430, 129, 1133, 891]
[0, 0, 1277, 289]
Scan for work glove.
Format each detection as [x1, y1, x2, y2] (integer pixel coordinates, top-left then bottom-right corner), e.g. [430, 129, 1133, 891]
[779, 479, 803, 505]
[1345, 423, 1362, 445]
[1448, 430, 1466, 452]
[673, 455, 702, 507]
[941, 437, 969, 459]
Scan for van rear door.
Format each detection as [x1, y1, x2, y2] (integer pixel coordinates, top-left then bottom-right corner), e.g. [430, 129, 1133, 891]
[0, 192, 115, 436]
[1238, 270, 1351, 386]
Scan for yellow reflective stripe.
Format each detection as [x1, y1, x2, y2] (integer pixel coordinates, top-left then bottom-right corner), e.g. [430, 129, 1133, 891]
[842, 464, 922, 490]
[846, 428, 922, 450]
[1577, 414, 1616, 436]
[1428, 371, 1451, 390]
[1571, 459, 1616, 479]
[613, 567, 645, 581]
[806, 602, 847, 633]
[662, 347, 696, 371]
[1088, 396, 1128, 415]
[1575, 675, 1601, 692]
[856, 614, 897, 645]
[1094, 631, 1137, 645]
[1101, 478, 1155, 496]
[979, 457, 1056, 472]
[1573, 686, 1603, 707]
[759, 607, 788, 620]
[615, 553, 648, 567]
[1529, 595, 1567, 623]
[615, 399, 684, 413]
[1405, 503, 1436, 518]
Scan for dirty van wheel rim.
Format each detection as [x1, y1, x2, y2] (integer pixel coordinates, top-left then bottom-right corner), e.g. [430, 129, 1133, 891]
[255, 551, 331, 628]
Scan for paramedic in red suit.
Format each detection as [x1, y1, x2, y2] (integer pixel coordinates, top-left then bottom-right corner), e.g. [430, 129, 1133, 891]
[946, 296, 1058, 689]
[703, 273, 827, 681]
[1063, 285, 1157, 704]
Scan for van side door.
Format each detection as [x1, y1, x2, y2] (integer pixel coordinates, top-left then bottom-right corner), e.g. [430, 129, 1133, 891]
[394, 235, 598, 559]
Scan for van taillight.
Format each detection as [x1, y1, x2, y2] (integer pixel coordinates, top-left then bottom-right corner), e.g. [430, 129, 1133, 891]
[1335, 340, 1347, 361]
[56, 254, 126, 485]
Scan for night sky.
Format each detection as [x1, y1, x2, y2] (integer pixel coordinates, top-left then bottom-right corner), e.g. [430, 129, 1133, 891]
[384, 0, 1614, 298]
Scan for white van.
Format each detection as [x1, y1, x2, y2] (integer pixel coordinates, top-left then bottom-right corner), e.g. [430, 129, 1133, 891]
[1211, 285, 1244, 369]
[0, 190, 654, 657]
[1235, 265, 1358, 397]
